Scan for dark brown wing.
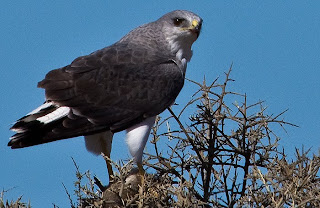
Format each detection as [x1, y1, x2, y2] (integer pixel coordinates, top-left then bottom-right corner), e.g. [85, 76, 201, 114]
[38, 42, 185, 132]
[9, 42, 184, 148]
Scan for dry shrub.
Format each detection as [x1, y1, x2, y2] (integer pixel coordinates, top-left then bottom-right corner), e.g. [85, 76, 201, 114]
[4, 67, 319, 207]
[65, 67, 320, 207]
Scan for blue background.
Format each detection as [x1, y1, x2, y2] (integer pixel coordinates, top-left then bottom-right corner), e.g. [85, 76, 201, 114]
[1, 1, 319, 207]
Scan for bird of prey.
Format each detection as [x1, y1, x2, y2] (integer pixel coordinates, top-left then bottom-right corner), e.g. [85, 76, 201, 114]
[8, 10, 202, 179]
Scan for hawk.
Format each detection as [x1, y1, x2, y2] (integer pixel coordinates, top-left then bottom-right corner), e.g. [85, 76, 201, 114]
[9, 10, 202, 179]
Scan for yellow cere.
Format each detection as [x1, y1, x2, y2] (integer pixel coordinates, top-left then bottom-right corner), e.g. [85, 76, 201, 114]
[182, 20, 199, 31]
[192, 20, 198, 27]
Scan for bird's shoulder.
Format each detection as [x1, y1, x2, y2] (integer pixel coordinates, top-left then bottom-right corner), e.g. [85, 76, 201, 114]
[68, 40, 174, 73]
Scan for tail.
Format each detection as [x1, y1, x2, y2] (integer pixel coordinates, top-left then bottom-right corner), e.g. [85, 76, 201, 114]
[8, 102, 107, 149]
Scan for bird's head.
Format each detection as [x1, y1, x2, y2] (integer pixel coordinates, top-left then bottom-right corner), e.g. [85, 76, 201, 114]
[159, 10, 203, 61]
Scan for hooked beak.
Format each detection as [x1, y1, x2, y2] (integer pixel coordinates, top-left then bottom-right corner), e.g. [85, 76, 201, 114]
[189, 19, 202, 38]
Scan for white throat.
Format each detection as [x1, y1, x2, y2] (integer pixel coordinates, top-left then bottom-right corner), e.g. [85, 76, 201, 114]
[166, 35, 194, 62]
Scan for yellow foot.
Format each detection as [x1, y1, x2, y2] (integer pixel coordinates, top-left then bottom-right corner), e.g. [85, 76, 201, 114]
[104, 156, 114, 183]
[137, 162, 145, 202]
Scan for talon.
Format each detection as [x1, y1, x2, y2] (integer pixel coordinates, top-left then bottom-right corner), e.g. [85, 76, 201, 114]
[94, 176, 107, 192]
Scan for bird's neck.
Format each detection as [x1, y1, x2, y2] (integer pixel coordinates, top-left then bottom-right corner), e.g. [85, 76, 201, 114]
[166, 34, 194, 62]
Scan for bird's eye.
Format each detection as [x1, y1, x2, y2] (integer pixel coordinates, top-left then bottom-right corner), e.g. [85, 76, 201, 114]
[173, 18, 185, 26]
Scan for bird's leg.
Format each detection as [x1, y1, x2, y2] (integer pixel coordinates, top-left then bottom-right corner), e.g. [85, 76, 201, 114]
[105, 157, 114, 182]
[93, 154, 114, 191]
[137, 162, 145, 196]
[101, 131, 114, 183]
[84, 131, 114, 183]
[137, 162, 145, 177]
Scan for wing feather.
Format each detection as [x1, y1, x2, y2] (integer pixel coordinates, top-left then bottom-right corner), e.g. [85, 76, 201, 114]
[38, 42, 185, 133]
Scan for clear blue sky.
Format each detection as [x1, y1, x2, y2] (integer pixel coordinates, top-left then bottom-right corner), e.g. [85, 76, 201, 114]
[1, 1, 319, 207]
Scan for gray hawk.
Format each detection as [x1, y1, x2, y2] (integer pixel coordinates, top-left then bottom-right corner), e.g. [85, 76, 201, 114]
[9, 10, 202, 180]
